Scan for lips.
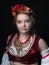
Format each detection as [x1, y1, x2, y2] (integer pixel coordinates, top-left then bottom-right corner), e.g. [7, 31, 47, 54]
[20, 28, 27, 30]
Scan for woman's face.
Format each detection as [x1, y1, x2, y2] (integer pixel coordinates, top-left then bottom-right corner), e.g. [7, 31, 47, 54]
[15, 14, 32, 34]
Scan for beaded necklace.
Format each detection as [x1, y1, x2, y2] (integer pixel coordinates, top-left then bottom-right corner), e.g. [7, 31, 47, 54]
[14, 34, 31, 54]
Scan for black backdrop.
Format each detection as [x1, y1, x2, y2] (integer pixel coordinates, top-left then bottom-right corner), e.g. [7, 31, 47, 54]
[0, 0, 49, 64]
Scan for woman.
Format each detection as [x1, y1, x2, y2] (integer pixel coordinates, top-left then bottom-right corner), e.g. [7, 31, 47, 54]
[1, 4, 49, 65]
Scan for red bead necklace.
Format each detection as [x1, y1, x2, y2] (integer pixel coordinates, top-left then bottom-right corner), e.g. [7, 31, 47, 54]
[18, 34, 31, 44]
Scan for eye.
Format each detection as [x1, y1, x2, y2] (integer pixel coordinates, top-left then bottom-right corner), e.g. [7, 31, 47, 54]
[25, 20, 31, 23]
[16, 21, 21, 23]
[24, 19, 31, 23]
[26, 20, 30, 22]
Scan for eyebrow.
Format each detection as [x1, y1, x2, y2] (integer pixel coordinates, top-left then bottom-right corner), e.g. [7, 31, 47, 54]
[16, 19, 31, 21]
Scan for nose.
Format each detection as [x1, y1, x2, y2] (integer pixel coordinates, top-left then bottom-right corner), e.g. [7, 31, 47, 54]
[22, 21, 26, 27]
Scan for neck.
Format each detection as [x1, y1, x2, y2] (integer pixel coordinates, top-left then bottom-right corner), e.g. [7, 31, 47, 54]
[19, 33, 30, 38]
[18, 32, 31, 44]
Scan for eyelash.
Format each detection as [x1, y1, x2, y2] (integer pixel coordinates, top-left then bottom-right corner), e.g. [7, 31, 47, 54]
[26, 20, 30, 22]
[16, 20, 30, 23]
[17, 21, 21, 23]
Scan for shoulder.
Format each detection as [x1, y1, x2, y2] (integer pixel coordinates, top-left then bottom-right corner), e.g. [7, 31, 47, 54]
[31, 34, 41, 43]
[33, 34, 41, 42]
[38, 36, 48, 52]
[7, 34, 14, 43]
[6, 33, 17, 46]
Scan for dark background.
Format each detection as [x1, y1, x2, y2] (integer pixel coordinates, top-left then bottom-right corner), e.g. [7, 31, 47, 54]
[0, 0, 49, 65]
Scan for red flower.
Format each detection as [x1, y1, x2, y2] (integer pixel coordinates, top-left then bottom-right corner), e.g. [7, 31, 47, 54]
[12, 5, 18, 12]
[12, 4, 25, 12]
[20, 4, 25, 11]
[11, 4, 34, 16]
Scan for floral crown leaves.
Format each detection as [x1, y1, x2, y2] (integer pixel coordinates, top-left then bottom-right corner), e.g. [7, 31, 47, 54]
[11, 4, 34, 16]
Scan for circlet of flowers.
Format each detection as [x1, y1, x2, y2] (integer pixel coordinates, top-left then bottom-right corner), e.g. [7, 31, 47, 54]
[11, 4, 34, 16]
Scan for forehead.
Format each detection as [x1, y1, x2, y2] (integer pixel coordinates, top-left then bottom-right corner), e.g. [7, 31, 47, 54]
[16, 14, 30, 20]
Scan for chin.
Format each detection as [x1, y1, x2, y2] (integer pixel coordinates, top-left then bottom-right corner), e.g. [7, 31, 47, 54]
[20, 31, 29, 34]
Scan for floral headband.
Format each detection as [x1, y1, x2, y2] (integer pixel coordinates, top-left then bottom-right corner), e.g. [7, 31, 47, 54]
[12, 4, 34, 16]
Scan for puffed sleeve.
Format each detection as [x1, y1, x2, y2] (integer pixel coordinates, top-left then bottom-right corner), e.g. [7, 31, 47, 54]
[1, 52, 10, 65]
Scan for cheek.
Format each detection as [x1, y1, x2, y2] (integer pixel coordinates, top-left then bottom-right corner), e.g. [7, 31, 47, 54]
[27, 23, 32, 28]
[15, 23, 20, 29]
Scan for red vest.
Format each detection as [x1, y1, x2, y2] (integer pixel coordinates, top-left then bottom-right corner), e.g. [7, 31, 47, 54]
[6, 34, 41, 64]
